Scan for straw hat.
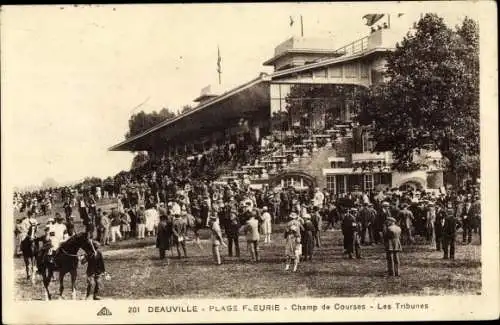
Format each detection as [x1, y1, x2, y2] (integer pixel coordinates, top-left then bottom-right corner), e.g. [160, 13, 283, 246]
[386, 217, 396, 224]
[289, 212, 298, 219]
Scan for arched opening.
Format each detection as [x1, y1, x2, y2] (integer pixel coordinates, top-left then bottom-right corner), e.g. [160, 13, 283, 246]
[270, 171, 316, 191]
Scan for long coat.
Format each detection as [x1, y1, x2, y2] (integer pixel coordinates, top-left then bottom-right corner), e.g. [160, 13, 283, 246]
[156, 219, 172, 250]
[383, 224, 402, 252]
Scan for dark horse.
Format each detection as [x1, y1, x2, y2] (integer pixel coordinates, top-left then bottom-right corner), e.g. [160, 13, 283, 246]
[38, 232, 96, 300]
[20, 224, 37, 283]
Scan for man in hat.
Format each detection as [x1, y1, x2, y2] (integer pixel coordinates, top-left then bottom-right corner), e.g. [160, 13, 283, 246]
[260, 206, 272, 244]
[358, 202, 375, 245]
[398, 203, 415, 245]
[156, 214, 172, 261]
[310, 206, 322, 248]
[461, 197, 473, 245]
[172, 212, 188, 259]
[341, 208, 361, 259]
[109, 208, 123, 243]
[383, 217, 402, 276]
[442, 202, 457, 260]
[470, 195, 481, 243]
[243, 212, 260, 262]
[312, 187, 325, 210]
[226, 208, 241, 257]
[209, 215, 226, 265]
[136, 205, 146, 239]
[375, 201, 391, 244]
[81, 235, 105, 300]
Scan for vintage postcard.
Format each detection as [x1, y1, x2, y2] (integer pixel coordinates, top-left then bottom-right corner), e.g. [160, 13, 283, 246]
[1, 1, 498, 324]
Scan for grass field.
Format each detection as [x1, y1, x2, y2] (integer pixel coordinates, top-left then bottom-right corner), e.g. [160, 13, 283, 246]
[12, 201, 481, 300]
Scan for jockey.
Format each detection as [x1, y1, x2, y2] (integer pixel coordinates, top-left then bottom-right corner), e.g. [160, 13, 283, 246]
[20, 211, 38, 241]
[45, 217, 58, 257]
[53, 213, 69, 247]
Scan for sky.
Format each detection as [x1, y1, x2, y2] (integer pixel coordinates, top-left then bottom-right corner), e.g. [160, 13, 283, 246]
[1, 2, 483, 189]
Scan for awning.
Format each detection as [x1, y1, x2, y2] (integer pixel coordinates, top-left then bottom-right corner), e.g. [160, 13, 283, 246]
[109, 75, 270, 151]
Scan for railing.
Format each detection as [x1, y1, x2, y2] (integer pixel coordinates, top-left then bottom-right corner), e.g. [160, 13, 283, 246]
[334, 36, 369, 57]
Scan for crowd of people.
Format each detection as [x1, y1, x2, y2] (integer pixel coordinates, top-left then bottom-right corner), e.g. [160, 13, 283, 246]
[15, 165, 481, 279]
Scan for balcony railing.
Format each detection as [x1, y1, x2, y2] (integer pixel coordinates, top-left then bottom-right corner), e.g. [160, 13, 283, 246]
[334, 36, 369, 57]
[352, 151, 393, 164]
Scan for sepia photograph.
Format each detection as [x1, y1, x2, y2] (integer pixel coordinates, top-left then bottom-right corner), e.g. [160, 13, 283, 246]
[1, 2, 498, 324]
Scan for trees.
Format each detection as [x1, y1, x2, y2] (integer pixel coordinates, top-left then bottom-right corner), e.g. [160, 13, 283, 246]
[130, 151, 149, 170]
[179, 104, 195, 115]
[356, 14, 480, 178]
[125, 108, 177, 139]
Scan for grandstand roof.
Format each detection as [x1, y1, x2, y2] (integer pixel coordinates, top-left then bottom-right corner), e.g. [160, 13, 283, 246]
[109, 74, 270, 151]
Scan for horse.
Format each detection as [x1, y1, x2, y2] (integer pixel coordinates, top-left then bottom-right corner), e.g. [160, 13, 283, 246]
[38, 232, 96, 300]
[20, 224, 38, 283]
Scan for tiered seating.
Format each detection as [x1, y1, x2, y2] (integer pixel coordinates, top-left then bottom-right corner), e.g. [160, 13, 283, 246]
[217, 122, 355, 185]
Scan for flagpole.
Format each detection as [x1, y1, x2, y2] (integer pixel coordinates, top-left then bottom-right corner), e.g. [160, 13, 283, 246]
[300, 15, 304, 36]
[387, 13, 391, 28]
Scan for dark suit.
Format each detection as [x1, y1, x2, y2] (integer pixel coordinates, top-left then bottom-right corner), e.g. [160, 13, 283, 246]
[342, 213, 361, 259]
[461, 203, 473, 244]
[442, 211, 457, 259]
[383, 223, 402, 276]
[434, 209, 446, 251]
[226, 214, 241, 257]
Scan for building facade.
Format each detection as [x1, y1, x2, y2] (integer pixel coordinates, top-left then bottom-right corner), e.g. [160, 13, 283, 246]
[110, 26, 444, 194]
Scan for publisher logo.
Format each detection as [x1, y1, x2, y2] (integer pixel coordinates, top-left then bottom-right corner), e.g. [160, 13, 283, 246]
[97, 307, 112, 316]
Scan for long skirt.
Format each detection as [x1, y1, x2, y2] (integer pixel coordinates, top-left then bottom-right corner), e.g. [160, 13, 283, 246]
[302, 230, 314, 258]
[285, 235, 301, 259]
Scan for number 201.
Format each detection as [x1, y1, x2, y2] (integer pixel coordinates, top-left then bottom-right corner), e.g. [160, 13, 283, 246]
[129, 306, 140, 313]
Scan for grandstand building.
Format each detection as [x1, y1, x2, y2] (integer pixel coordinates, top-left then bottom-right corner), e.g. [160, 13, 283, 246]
[109, 26, 444, 194]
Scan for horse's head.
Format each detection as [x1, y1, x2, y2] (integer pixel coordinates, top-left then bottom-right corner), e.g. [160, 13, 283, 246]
[59, 232, 95, 256]
[27, 223, 37, 239]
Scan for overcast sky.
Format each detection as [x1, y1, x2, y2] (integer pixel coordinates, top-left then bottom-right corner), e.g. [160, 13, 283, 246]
[1, 2, 483, 188]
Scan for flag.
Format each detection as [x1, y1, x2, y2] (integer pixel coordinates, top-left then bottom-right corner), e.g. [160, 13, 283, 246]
[362, 14, 385, 26]
[289, 16, 294, 26]
[216, 46, 221, 73]
[397, 13, 404, 18]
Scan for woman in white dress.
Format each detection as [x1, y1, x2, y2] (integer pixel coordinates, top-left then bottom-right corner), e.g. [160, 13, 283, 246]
[260, 206, 272, 243]
[284, 213, 304, 272]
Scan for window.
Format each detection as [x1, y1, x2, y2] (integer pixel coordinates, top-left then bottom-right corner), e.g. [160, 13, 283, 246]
[345, 63, 358, 78]
[360, 64, 369, 78]
[364, 174, 374, 191]
[313, 68, 328, 78]
[326, 175, 336, 192]
[337, 175, 347, 194]
[362, 131, 375, 152]
[329, 66, 343, 78]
